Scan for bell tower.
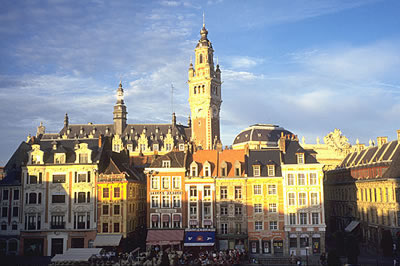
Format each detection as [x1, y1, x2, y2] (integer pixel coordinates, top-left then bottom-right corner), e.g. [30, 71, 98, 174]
[188, 20, 222, 150]
[113, 81, 127, 136]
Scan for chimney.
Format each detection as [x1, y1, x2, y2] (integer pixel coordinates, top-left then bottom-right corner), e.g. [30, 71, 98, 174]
[377, 136, 388, 148]
[397, 130, 400, 142]
[279, 134, 287, 153]
[98, 135, 102, 148]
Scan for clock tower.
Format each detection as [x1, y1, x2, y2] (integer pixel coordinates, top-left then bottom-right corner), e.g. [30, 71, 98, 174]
[188, 22, 222, 150]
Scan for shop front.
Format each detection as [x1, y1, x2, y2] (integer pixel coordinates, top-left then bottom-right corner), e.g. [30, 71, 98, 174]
[146, 230, 184, 251]
[184, 230, 215, 249]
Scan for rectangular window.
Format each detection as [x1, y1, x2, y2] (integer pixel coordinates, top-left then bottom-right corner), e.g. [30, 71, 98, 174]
[172, 176, 180, 189]
[103, 188, 109, 198]
[190, 204, 197, 216]
[288, 193, 296, 206]
[298, 192, 307, 206]
[310, 193, 319, 205]
[255, 221, 263, 231]
[162, 177, 169, 189]
[269, 221, 278, 230]
[289, 213, 296, 225]
[12, 207, 18, 217]
[2, 189, 9, 200]
[204, 186, 211, 197]
[78, 192, 86, 203]
[29, 175, 38, 184]
[162, 160, 171, 168]
[235, 206, 242, 215]
[221, 223, 228, 234]
[297, 153, 304, 164]
[172, 195, 181, 208]
[162, 196, 170, 208]
[204, 166, 211, 176]
[114, 223, 120, 233]
[1, 207, 7, 217]
[267, 165, 275, 176]
[204, 203, 211, 216]
[53, 174, 66, 183]
[103, 205, 109, 215]
[298, 173, 306, 185]
[153, 144, 159, 151]
[268, 203, 277, 213]
[288, 174, 295, 186]
[13, 189, 19, 200]
[235, 167, 240, 176]
[254, 204, 263, 213]
[254, 185, 262, 195]
[299, 213, 307, 225]
[29, 193, 37, 204]
[220, 206, 228, 215]
[268, 185, 277, 195]
[51, 215, 65, 229]
[151, 177, 159, 190]
[79, 153, 88, 163]
[190, 186, 197, 197]
[235, 223, 242, 234]
[77, 173, 86, 182]
[235, 186, 242, 199]
[312, 212, 319, 224]
[52, 195, 66, 204]
[114, 187, 120, 198]
[102, 223, 108, 233]
[253, 165, 261, 176]
[309, 173, 317, 185]
[290, 237, 297, 248]
[114, 205, 120, 215]
[151, 196, 159, 208]
[220, 186, 228, 199]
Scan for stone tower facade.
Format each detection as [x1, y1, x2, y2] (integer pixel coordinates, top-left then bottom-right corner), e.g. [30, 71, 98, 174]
[113, 81, 127, 136]
[188, 23, 222, 150]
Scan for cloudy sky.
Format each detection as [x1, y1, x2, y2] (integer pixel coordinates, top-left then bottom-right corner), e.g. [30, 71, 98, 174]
[1, 0, 399, 165]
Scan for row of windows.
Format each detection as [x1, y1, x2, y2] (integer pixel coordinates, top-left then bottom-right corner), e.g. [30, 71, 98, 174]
[102, 187, 121, 198]
[287, 173, 318, 186]
[190, 186, 212, 198]
[151, 195, 181, 208]
[1, 189, 19, 201]
[1, 207, 18, 218]
[287, 192, 320, 206]
[252, 184, 277, 196]
[0, 221, 18, 231]
[253, 221, 279, 231]
[151, 176, 181, 190]
[252, 165, 275, 177]
[24, 192, 91, 205]
[127, 143, 183, 153]
[102, 204, 121, 215]
[31, 153, 89, 164]
[189, 203, 213, 217]
[190, 161, 241, 177]
[288, 212, 320, 225]
[253, 203, 277, 214]
[102, 222, 121, 233]
[25, 171, 92, 184]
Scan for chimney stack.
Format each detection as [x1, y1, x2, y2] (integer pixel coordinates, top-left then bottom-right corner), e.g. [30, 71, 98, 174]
[377, 136, 388, 148]
[397, 130, 400, 142]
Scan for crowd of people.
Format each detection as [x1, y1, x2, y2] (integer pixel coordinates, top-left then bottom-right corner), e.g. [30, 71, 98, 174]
[176, 249, 246, 265]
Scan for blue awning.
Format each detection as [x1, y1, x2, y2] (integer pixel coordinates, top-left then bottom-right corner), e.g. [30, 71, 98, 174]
[184, 231, 215, 246]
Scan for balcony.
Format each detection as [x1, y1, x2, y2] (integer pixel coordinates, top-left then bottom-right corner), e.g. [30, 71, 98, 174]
[51, 222, 66, 229]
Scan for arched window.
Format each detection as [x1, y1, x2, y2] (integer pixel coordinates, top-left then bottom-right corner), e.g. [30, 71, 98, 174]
[202, 85, 205, 93]
[194, 86, 196, 94]
[199, 54, 203, 64]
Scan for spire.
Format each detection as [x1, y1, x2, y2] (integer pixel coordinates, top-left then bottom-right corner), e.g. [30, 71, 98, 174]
[203, 11, 205, 27]
[172, 112, 176, 126]
[188, 115, 191, 127]
[64, 113, 69, 128]
[116, 81, 124, 104]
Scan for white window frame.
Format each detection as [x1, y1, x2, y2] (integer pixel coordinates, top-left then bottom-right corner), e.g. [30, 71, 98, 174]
[253, 165, 261, 177]
[289, 213, 296, 225]
[255, 221, 263, 231]
[269, 221, 278, 230]
[162, 176, 170, 189]
[151, 176, 160, 190]
[299, 212, 308, 225]
[151, 195, 159, 208]
[309, 173, 318, 185]
[162, 160, 171, 168]
[288, 173, 295, 186]
[288, 193, 296, 206]
[298, 192, 307, 206]
[268, 185, 277, 195]
[297, 153, 305, 164]
[254, 204, 263, 214]
[311, 192, 319, 205]
[298, 173, 306, 186]
[153, 144, 159, 152]
[268, 203, 277, 213]
[204, 186, 211, 197]
[162, 195, 170, 208]
[267, 165, 275, 176]
[172, 176, 181, 189]
[312, 212, 319, 224]
[172, 195, 181, 208]
[253, 185, 262, 195]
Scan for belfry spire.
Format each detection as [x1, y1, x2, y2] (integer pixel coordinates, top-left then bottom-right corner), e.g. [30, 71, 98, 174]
[113, 81, 127, 135]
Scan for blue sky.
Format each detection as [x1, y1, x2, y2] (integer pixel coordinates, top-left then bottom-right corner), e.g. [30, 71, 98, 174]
[1, 0, 400, 165]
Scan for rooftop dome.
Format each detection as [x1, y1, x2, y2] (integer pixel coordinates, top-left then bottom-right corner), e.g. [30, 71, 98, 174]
[232, 124, 294, 148]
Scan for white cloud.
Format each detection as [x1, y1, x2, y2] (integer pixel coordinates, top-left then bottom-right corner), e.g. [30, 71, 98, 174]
[222, 69, 264, 82]
[228, 56, 264, 69]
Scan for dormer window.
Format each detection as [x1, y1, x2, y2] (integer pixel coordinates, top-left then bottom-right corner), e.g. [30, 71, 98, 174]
[267, 165, 275, 177]
[140, 144, 146, 151]
[190, 162, 198, 177]
[234, 161, 241, 177]
[179, 144, 185, 151]
[220, 161, 227, 177]
[203, 161, 211, 177]
[253, 165, 261, 177]
[162, 160, 171, 168]
[297, 153, 305, 164]
[79, 153, 88, 164]
[54, 153, 65, 164]
[153, 144, 159, 151]
[166, 143, 172, 151]
[127, 144, 133, 152]
[114, 144, 120, 152]
[31, 155, 41, 164]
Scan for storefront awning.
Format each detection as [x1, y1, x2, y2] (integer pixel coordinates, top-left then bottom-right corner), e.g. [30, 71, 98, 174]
[52, 248, 102, 262]
[94, 234, 122, 247]
[146, 230, 184, 245]
[345, 221, 360, 232]
[184, 231, 215, 246]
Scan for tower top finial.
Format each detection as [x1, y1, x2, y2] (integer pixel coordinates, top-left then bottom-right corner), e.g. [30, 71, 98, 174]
[203, 11, 205, 27]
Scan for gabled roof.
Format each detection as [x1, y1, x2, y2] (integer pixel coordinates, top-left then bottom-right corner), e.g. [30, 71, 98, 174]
[1, 141, 31, 186]
[283, 141, 318, 164]
[149, 151, 187, 168]
[247, 149, 282, 177]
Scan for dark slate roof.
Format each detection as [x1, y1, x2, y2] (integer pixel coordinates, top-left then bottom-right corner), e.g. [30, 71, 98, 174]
[247, 149, 282, 177]
[149, 151, 187, 168]
[282, 141, 318, 164]
[382, 144, 400, 179]
[1, 142, 31, 186]
[100, 150, 144, 182]
[35, 138, 102, 164]
[233, 124, 293, 146]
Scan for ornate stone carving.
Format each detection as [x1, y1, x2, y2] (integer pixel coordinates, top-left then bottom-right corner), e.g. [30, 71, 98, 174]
[323, 129, 351, 154]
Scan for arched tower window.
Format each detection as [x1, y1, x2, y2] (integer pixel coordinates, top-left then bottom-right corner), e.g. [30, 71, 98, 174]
[199, 54, 203, 64]
[202, 85, 205, 93]
[194, 87, 196, 94]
